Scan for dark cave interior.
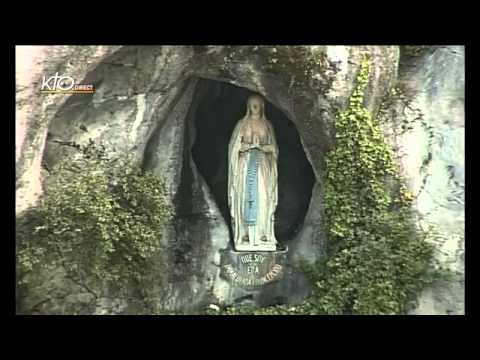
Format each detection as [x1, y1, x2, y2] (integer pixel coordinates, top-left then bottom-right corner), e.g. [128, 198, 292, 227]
[191, 79, 315, 245]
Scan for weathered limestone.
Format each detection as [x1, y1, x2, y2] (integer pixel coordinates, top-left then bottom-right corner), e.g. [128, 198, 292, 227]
[16, 46, 408, 314]
[390, 46, 465, 315]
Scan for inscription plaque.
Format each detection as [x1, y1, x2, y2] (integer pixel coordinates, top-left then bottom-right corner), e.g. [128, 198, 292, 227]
[220, 248, 287, 289]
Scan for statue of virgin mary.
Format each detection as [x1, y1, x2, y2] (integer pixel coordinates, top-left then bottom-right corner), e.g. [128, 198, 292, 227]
[228, 95, 279, 251]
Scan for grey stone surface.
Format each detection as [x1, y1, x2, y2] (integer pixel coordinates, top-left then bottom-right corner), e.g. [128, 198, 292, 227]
[384, 46, 465, 315]
[16, 46, 122, 215]
[17, 46, 408, 314]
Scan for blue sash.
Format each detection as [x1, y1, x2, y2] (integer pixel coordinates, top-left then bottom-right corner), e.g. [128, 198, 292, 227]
[244, 149, 259, 225]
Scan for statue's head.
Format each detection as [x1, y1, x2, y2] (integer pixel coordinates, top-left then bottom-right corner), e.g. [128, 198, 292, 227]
[246, 95, 265, 118]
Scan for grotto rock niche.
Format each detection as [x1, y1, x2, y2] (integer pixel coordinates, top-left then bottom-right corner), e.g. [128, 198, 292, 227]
[17, 45, 402, 314]
[191, 79, 315, 249]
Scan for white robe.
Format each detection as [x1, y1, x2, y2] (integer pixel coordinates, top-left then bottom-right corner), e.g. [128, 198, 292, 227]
[228, 115, 278, 251]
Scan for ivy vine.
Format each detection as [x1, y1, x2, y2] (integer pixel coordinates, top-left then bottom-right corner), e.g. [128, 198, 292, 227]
[206, 56, 440, 315]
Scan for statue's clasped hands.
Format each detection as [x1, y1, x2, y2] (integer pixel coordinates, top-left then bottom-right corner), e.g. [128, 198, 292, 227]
[240, 137, 260, 152]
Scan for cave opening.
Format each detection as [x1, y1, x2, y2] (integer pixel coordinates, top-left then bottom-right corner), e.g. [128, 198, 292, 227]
[191, 79, 315, 246]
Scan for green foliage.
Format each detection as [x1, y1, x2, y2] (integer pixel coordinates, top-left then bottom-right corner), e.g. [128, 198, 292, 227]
[205, 305, 301, 315]
[302, 57, 437, 314]
[205, 56, 440, 315]
[16, 141, 173, 299]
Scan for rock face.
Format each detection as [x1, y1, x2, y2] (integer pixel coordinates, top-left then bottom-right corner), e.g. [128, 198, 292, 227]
[387, 46, 465, 315]
[16, 45, 464, 315]
[16, 46, 122, 215]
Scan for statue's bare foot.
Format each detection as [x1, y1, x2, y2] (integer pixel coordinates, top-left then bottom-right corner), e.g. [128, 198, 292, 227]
[261, 235, 268, 242]
[242, 235, 249, 243]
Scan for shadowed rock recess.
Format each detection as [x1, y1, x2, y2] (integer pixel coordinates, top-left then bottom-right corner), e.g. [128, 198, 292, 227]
[191, 79, 315, 246]
[15, 45, 463, 314]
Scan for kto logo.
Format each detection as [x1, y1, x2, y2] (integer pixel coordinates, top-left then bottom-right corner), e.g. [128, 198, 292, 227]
[40, 72, 95, 94]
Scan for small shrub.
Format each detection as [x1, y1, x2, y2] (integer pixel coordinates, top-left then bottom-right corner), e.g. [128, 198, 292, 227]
[16, 141, 173, 302]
